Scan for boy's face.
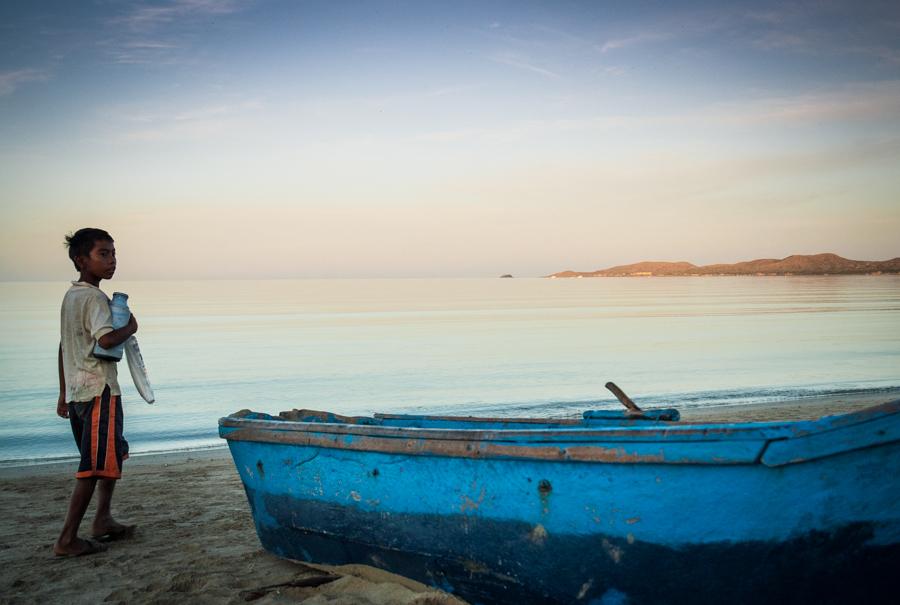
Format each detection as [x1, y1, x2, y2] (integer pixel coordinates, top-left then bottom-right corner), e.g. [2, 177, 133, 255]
[78, 239, 116, 281]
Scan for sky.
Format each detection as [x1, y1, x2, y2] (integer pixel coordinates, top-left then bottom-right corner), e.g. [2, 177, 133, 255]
[1, 0, 899, 280]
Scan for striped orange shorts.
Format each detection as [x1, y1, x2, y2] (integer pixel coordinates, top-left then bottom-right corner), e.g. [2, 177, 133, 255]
[69, 385, 129, 479]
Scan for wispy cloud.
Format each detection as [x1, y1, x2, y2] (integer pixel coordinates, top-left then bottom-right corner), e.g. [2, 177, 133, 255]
[593, 3, 900, 69]
[94, 38, 183, 65]
[600, 65, 627, 77]
[100, 99, 263, 142]
[740, 3, 900, 65]
[413, 115, 637, 145]
[0, 69, 48, 96]
[100, 0, 248, 65]
[751, 30, 808, 51]
[489, 53, 561, 79]
[297, 85, 475, 117]
[705, 81, 900, 126]
[112, 0, 244, 32]
[124, 41, 180, 49]
[599, 31, 671, 54]
[742, 8, 790, 26]
[848, 45, 900, 66]
[421, 85, 473, 98]
[411, 80, 900, 146]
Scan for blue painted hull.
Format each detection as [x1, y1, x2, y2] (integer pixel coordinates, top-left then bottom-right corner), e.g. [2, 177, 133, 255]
[220, 401, 900, 604]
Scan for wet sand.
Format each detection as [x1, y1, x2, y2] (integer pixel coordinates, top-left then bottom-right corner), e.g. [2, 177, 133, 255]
[676, 388, 900, 423]
[1, 390, 898, 604]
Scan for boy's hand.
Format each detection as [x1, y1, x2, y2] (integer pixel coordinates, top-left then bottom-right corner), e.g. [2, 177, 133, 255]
[97, 314, 139, 349]
[56, 394, 68, 419]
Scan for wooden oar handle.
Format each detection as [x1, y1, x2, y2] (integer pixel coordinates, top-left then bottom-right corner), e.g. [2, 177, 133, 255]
[605, 381, 642, 413]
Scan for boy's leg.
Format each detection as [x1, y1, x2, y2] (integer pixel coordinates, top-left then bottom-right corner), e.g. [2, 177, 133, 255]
[92, 479, 132, 537]
[94, 478, 115, 524]
[91, 392, 133, 538]
[54, 400, 100, 555]
[54, 477, 99, 555]
[55, 387, 130, 554]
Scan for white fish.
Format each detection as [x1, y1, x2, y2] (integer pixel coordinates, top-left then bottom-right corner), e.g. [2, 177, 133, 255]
[125, 336, 154, 403]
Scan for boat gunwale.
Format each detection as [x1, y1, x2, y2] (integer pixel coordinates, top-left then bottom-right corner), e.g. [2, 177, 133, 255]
[219, 399, 900, 444]
[219, 415, 788, 442]
[219, 425, 770, 464]
[219, 401, 900, 465]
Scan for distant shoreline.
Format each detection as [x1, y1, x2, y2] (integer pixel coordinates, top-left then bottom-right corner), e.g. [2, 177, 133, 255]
[548, 253, 900, 278]
[549, 273, 899, 278]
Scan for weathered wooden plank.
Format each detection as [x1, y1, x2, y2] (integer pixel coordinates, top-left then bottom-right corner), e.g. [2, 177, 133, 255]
[762, 410, 900, 466]
[220, 416, 799, 442]
[221, 425, 769, 464]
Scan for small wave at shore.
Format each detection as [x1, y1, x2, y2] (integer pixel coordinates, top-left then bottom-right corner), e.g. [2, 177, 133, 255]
[402, 383, 900, 418]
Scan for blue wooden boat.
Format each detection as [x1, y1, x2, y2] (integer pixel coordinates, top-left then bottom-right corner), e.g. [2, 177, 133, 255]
[219, 398, 900, 604]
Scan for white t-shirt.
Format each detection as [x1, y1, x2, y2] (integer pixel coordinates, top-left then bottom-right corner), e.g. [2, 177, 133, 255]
[60, 281, 120, 402]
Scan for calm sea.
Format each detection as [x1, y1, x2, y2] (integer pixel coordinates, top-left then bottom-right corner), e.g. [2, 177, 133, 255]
[1, 276, 899, 464]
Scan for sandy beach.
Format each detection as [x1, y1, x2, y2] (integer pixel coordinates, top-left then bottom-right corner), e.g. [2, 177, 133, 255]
[2, 390, 898, 604]
[0, 446, 468, 605]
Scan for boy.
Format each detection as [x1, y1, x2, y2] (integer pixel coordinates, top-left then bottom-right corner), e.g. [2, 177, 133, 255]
[54, 228, 138, 557]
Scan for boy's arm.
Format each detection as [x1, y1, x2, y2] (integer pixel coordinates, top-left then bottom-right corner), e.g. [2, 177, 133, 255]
[56, 343, 67, 419]
[96, 313, 138, 349]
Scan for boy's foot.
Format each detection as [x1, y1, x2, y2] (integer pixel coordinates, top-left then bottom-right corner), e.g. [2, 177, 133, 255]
[54, 537, 107, 557]
[91, 521, 137, 542]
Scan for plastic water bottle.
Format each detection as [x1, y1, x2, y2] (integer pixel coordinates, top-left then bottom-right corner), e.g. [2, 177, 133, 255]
[92, 292, 130, 361]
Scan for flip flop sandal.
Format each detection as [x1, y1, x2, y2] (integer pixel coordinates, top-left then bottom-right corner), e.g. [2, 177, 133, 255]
[92, 525, 137, 542]
[55, 538, 107, 558]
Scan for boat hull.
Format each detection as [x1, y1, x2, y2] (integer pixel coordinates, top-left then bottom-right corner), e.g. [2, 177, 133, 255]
[221, 402, 900, 604]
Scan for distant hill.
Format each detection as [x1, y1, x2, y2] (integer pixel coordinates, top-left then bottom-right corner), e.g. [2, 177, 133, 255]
[547, 254, 900, 278]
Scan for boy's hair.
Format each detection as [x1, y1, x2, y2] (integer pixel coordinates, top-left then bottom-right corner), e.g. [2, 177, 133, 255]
[64, 228, 114, 271]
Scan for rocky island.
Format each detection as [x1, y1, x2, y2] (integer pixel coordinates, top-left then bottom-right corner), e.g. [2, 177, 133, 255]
[548, 253, 900, 278]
